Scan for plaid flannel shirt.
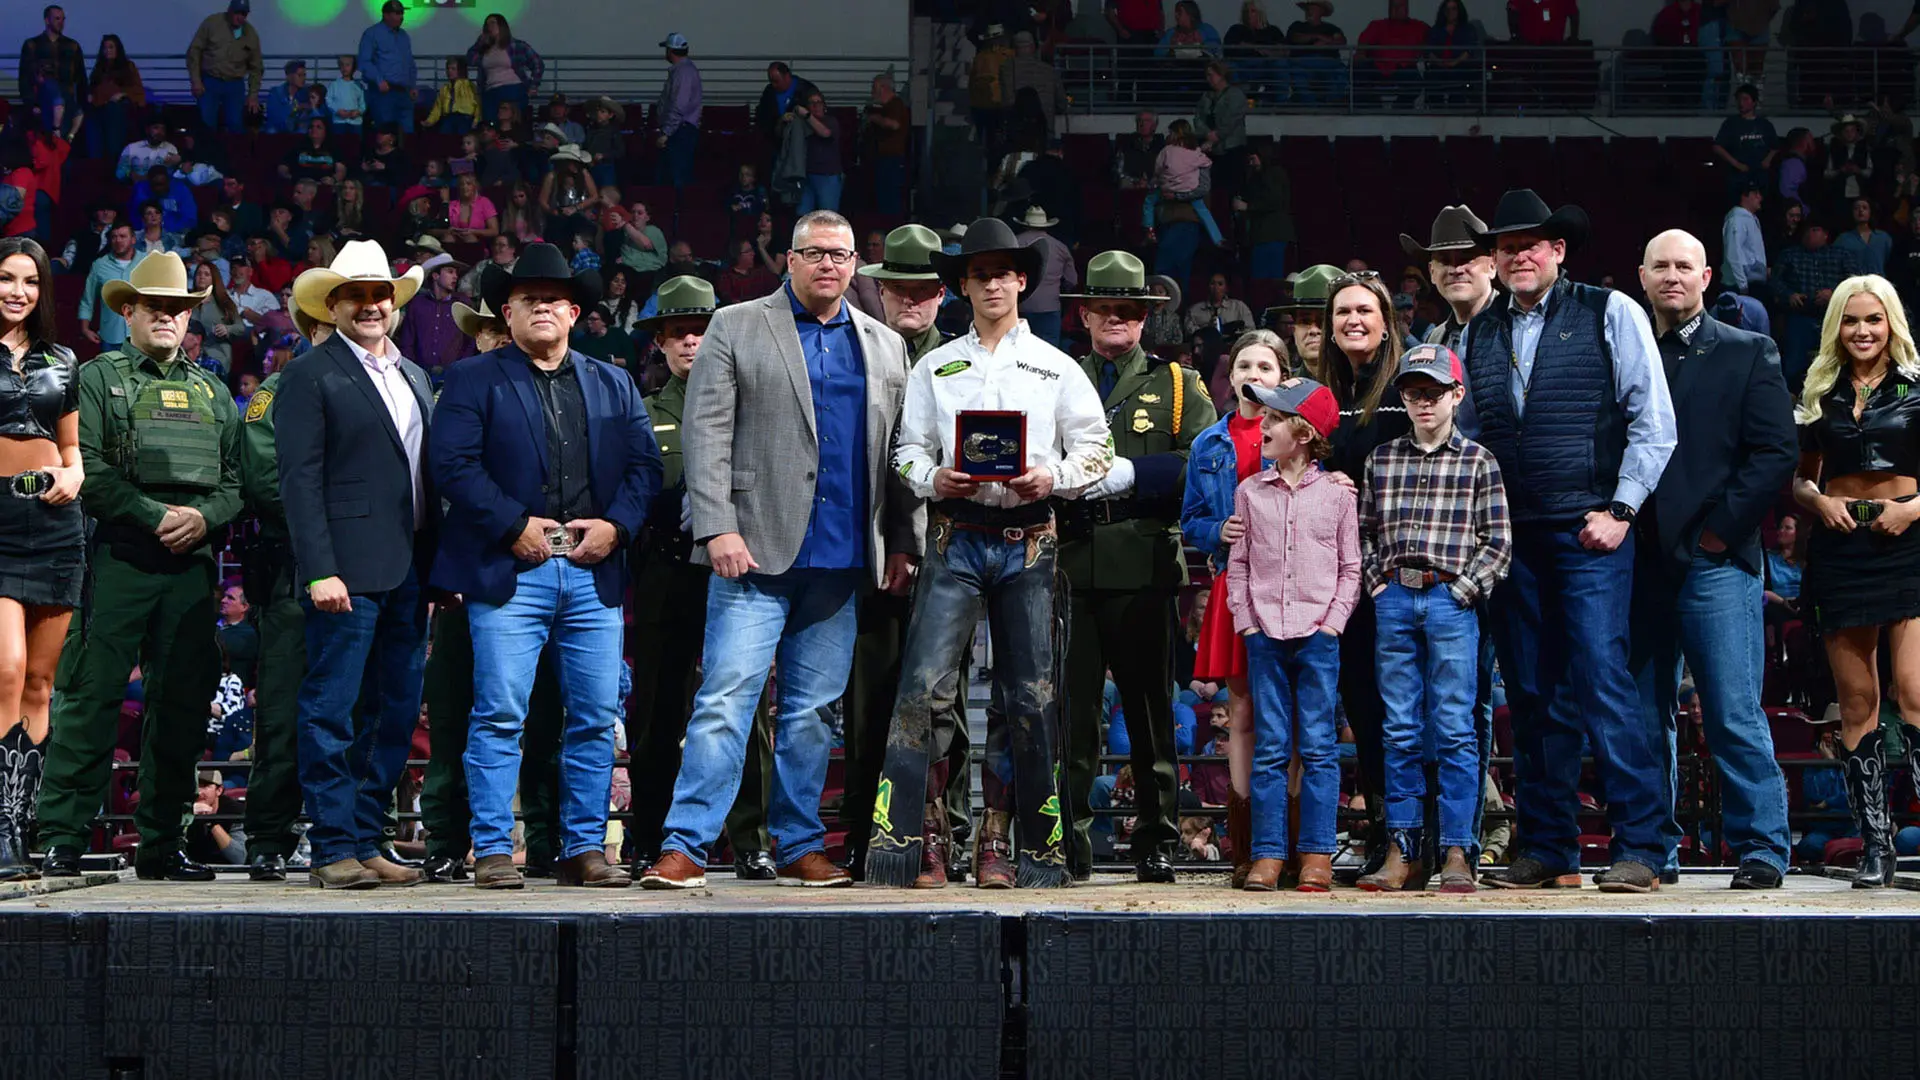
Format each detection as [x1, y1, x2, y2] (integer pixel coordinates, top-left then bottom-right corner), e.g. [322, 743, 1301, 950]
[1359, 428, 1513, 605]
[1772, 244, 1858, 309]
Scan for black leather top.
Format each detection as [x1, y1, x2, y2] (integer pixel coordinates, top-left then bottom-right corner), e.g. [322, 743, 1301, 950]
[0, 342, 79, 441]
[1804, 366, 1920, 479]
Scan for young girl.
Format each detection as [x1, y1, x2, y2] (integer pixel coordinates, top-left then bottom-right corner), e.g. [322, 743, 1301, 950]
[418, 157, 450, 191]
[450, 131, 479, 177]
[1225, 376, 1357, 893]
[1182, 329, 1286, 888]
[1145, 118, 1225, 247]
[426, 56, 480, 134]
[326, 56, 366, 133]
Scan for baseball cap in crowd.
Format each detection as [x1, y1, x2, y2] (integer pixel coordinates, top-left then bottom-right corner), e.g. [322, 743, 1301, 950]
[228, 0, 250, 14]
[1394, 343, 1463, 387]
[284, 60, 305, 76]
[660, 32, 690, 52]
[1241, 377, 1340, 439]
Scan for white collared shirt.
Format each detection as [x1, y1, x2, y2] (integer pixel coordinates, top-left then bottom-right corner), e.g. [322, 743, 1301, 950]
[895, 319, 1113, 508]
[342, 334, 426, 529]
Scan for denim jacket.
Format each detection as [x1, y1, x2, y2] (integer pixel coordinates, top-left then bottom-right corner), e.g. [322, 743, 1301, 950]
[1181, 415, 1262, 573]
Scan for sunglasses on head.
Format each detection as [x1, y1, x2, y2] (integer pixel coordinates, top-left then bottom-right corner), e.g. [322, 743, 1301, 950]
[1333, 270, 1382, 287]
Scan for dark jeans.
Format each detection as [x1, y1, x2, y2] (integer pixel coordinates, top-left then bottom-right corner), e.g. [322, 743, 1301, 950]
[874, 154, 906, 216]
[296, 563, 428, 867]
[88, 98, 133, 159]
[1493, 522, 1667, 872]
[1781, 312, 1820, 391]
[481, 83, 529, 125]
[657, 125, 699, 188]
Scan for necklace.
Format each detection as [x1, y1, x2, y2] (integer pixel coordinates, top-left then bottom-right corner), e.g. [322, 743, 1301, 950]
[1852, 365, 1889, 405]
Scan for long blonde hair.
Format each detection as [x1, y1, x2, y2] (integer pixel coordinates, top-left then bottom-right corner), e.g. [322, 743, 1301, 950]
[1796, 274, 1920, 424]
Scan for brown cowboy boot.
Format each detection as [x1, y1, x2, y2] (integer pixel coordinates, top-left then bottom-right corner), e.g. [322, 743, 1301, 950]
[975, 810, 1015, 889]
[1226, 790, 1252, 889]
[1295, 853, 1333, 892]
[1357, 830, 1422, 892]
[1438, 846, 1477, 894]
[914, 803, 950, 889]
[1242, 858, 1283, 892]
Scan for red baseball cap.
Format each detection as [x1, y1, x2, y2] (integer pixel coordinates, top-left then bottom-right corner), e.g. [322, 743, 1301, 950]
[1241, 377, 1340, 439]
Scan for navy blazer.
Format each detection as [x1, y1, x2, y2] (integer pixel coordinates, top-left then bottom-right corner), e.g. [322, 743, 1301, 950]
[1640, 314, 1798, 580]
[428, 345, 663, 607]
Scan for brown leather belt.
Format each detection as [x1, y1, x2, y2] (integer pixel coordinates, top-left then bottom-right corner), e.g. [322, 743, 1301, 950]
[1395, 566, 1458, 590]
[942, 516, 1055, 543]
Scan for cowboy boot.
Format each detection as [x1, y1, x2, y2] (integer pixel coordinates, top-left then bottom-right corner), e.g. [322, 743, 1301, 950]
[1226, 790, 1253, 890]
[1358, 829, 1422, 892]
[975, 810, 1015, 889]
[914, 803, 950, 889]
[0, 727, 42, 883]
[1844, 728, 1896, 889]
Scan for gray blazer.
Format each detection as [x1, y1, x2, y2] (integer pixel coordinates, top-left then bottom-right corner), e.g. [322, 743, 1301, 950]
[684, 288, 923, 586]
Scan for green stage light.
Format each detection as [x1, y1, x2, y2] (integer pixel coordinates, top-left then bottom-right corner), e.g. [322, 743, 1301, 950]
[279, 0, 348, 28]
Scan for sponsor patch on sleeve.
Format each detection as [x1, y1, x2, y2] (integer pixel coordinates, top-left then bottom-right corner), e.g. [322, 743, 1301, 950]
[934, 359, 971, 377]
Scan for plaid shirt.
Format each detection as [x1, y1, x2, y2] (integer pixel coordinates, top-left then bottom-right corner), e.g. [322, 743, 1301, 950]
[1772, 244, 1858, 309]
[18, 32, 85, 108]
[1359, 428, 1513, 605]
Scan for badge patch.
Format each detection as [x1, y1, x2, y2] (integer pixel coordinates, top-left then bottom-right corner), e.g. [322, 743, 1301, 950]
[1132, 415, 1154, 433]
[244, 390, 274, 423]
[934, 360, 972, 377]
[1138, 393, 1161, 404]
[160, 389, 192, 409]
[654, 424, 677, 432]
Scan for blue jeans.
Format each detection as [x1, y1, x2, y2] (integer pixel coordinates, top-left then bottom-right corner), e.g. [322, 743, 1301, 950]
[1025, 310, 1062, 348]
[481, 83, 529, 124]
[1374, 580, 1482, 850]
[198, 75, 247, 133]
[1250, 241, 1289, 283]
[1143, 191, 1225, 247]
[366, 84, 415, 132]
[1781, 313, 1820, 391]
[874, 155, 906, 215]
[657, 125, 699, 188]
[1633, 551, 1791, 874]
[797, 173, 844, 215]
[660, 568, 861, 868]
[1493, 522, 1668, 872]
[296, 563, 428, 866]
[436, 113, 474, 135]
[1153, 221, 1202, 299]
[88, 98, 131, 159]
[465, 559, 625, 861]
[1289, 56, 1348, 104]
[1245, 630, 1342, 859]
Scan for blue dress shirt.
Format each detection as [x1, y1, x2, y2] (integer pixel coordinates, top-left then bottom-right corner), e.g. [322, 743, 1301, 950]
[357, 23, 415, 89]
[1502, 280, 1677, 511]
[788, 285, 869, 570]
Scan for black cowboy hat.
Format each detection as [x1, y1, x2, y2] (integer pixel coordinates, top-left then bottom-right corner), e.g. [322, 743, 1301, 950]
[480, 241, 603, 314]
[928, 217, 1047, 302]
[1469, 189, 1590, 250]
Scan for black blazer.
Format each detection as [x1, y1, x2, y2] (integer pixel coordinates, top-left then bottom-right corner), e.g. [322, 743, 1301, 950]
[275, 334, 438, 593]
[1641, 315, 1797, 580]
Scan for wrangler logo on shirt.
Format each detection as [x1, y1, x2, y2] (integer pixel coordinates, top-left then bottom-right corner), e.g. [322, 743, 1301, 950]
[1015, 360, 1060, 380]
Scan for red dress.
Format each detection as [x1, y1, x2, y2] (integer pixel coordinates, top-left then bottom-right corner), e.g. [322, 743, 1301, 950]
[1193, 411, 1264, 680]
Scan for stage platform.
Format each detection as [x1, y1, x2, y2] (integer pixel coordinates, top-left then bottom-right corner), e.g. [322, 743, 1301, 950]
[6, 872, 1919, 1080]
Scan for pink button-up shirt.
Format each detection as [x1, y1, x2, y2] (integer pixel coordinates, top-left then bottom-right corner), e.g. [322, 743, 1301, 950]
[1225, 462, 1360, 641]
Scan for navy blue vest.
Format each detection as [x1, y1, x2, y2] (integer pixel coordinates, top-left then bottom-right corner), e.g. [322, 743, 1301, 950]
[1465, 276, 1627, 524]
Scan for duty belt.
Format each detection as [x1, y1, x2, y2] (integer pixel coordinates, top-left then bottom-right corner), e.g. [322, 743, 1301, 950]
[1075, 498, 1149, 526]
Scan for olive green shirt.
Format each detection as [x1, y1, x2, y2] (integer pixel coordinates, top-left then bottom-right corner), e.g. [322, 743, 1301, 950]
[1061, 344, 1215, 591]
[642, 372, 688, 493]
[239, 369, 286, 537]
[906, 325, 948, 367]
[78, 345, 243, 541]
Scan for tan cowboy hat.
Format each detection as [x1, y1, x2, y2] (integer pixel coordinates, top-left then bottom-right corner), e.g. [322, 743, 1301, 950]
[1020, 204, 1059, 229]
[550, 144, 592, 165]
[417, 252, 468, 276]
[452, 299, 505, 340]
[101, 252, 212, 313]
[292, 307, 331, 342]
[291, 239, 423, 324]
[588, 95, 626, 123]
[409, 234, 446, 256]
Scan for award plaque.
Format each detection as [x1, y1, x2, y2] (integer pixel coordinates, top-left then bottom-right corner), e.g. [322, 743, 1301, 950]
[545, 525, 577, 555]
[954, 410, 1027, 482]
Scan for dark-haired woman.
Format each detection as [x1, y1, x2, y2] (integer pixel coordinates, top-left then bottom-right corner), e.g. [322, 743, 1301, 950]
[0, 238, 84, 880]
[86, 34, 143, 160]
[1312, 272, 1412, 884]
[467, 14, 544, 127]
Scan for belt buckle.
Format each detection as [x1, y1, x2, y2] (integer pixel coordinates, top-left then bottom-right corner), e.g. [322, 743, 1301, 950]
[545, 525, 576, 554]
[9, 471, 50, 499]
[1002, 526, 1026, 543]
[1396, 566, 1429, 589]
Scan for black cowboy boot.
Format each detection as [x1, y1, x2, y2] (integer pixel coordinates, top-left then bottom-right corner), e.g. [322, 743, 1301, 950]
[0, 727, 43, 883]
[1844, 728, 1896, 889]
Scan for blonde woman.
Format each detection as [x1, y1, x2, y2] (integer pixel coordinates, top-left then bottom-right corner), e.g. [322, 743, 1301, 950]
[1181, 329, 1286, 886]
[333, 178, 366, 238]
[1791, 273, 1920, 888]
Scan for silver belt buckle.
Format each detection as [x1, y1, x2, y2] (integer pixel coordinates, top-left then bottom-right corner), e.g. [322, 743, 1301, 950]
[1396, 566, 1430, 589]
[545, 526, 576, 554]
[9, 471, 51, 499]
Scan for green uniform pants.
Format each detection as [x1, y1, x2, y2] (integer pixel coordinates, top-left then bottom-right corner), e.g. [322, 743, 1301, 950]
[38, 547, 221, 851]
[627, 554, 773, 859]
[841, 588, 973, 869]
[242, 561, 305, 857]
[419, 603, 564, 862]
[1064, 587, 1180, 870]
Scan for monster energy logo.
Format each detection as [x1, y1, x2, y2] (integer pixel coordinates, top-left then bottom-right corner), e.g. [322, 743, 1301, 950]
[873, 777, 895, 835]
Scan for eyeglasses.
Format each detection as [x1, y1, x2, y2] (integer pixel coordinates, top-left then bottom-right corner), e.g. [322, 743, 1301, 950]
[794, 247, 855, 266]
[1399, 385, 1453, 404]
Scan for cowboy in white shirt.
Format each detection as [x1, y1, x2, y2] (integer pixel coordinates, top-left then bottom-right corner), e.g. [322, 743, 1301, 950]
[867, 217, 1110, 891]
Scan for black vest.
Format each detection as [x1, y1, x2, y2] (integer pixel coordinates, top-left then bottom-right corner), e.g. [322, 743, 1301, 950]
[1465, 276, 1626, 524]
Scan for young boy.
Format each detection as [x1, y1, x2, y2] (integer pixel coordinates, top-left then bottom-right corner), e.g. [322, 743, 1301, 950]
[1227, 376, 1358, 893]
[569, 224, 602, 273]
[1356, 343, 1511, 894]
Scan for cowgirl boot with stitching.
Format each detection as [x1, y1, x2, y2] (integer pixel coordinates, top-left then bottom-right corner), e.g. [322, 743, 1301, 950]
[0, 726, 44, 883]
[1844, 728, 1896, 889]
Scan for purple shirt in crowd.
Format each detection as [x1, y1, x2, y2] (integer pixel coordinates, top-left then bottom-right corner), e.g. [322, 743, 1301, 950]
[659, 59, 703, 135]
[394, 291, 472, 375]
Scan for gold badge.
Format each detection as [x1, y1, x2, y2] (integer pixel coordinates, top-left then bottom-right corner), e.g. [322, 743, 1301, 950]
[1132, 415, 1154, 433]
[1138, 393, 1161, 404]
[244, 390, 274, 423]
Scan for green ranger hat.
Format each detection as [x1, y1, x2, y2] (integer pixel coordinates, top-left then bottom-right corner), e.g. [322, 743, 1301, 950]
[1060, 250, 1170, 304]
[1263, 263, 1346, 319]
[856, 224, 946, 282]
[636, 275, 718, 331]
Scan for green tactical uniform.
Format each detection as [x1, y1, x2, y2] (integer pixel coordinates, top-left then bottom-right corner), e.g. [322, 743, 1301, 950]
[1060, 344, 1214, 872]
[627, 373, 775, 863]
[37, 346, 243, 855]
[840, 321, 975, 875]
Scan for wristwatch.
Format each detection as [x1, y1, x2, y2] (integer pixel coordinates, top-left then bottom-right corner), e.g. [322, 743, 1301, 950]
[1607, 501, 1636, 523]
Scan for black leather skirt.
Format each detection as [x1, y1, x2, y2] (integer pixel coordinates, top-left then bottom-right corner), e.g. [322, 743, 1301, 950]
[0, 489, 84, 608]
[1804, 520, 1920, 632]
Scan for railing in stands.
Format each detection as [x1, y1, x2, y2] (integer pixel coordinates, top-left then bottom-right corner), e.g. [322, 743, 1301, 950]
[1050, 43, 1919, 116]
[2, 54, 909, 114]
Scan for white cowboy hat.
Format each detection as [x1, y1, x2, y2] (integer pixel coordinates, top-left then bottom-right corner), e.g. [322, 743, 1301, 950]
[1021, 204, 1059, 229]
[101, 252, 213, 313]
[538, 123, 570, 143]
[416, 252, 468, 275]
[291, 239, 423, 324]
[550, 144, 592, 165]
